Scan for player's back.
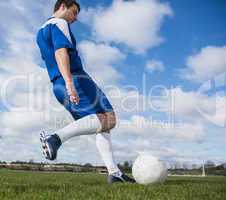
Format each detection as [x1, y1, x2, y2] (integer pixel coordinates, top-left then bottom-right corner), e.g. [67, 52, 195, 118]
[36, 17, 83, 82]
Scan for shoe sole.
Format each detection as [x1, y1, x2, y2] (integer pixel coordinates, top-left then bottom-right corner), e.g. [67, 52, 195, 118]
[40, 132, 53, 160]
[108, 175, 136, 184]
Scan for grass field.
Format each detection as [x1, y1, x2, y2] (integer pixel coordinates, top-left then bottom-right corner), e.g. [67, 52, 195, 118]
[0, 169, 226, 200]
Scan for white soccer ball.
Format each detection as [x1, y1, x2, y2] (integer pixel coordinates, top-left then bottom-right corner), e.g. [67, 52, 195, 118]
[132, 153, 168, 185]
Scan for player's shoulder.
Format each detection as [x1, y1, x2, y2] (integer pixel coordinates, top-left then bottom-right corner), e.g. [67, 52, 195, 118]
[41, 17, 68, 29]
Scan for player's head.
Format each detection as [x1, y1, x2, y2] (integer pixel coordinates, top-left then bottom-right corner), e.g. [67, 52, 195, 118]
[54, 0, 80, 24]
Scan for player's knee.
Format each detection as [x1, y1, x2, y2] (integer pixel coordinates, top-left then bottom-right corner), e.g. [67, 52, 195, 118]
[98, 112, 116, 132]
[105, 112, 117, 131]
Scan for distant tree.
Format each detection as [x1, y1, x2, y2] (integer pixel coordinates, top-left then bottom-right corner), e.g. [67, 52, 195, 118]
[215, 164, 224, 170]
[29, 159, 34, 164]
[169, 162, 175, 170]
[224, 163, 226, 169]
[123, 161, 130, 168]
[204, 160, 216, 168]
[120, 161, 132, 173]
[11, 161, 27, 164]
[192, 164, 198, 169]
[175, 161, 182, 169]
[182, 163, 189, 170]
[84, 163, 93, 168]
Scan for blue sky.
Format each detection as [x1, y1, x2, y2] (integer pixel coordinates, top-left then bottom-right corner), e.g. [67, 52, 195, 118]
[73, 0, 226, 91]
[0, 0, 226, 167]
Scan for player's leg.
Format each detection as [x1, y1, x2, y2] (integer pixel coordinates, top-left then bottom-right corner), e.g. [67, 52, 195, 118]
[54, 111, 115, 144]
[96, 112, 119, 174]
[41, 76, 104, 160]
[96, 112, 135, 183]
[53, 111, 115, 144]
[40, 113, 103, 160]
[41, 81, 117, 161]
[41, 112, 116, 161]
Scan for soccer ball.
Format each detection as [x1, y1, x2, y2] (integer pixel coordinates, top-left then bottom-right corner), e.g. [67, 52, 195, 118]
[132, 153, 168, 185]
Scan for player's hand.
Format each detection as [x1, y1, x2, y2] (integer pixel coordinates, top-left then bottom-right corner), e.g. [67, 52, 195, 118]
[66, 81, 80, 104]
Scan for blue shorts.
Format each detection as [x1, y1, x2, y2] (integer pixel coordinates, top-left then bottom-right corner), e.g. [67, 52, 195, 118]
[52, 70, 114, 120]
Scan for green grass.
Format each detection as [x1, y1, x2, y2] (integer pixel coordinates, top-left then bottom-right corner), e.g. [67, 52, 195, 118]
[0, 169, 226, 200]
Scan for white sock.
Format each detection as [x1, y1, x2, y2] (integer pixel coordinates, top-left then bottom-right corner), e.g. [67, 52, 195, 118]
[56, 114, 102, 143]
[96, 132, 122, 175]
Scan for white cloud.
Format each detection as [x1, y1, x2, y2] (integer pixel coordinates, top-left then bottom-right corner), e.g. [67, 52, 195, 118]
[0, 0, 54, 108]
[153, 87, 226, 127]
[174, 87, 226, 127]
[78, 40, 125, 86]
[180, 46, 226, 82]
[78, 40, 126, 67]
[1, 112, 46, 136]
[80, 0, 173, 53]
[168, 87, 200, 118]
[146, 59, 165, 73]
[108, 114, 207, 164]
[113, 115, 205, 142]
[0, 0, 55, 75]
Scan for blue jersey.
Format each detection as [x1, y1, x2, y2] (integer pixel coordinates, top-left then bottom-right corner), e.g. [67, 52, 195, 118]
[36, 17, 83, 82]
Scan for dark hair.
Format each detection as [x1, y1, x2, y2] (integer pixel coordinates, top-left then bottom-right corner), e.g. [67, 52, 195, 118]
[54, 0, 80, 13]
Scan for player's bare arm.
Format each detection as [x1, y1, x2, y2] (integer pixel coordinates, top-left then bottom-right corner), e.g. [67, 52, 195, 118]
[55, 48, 79, 104]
